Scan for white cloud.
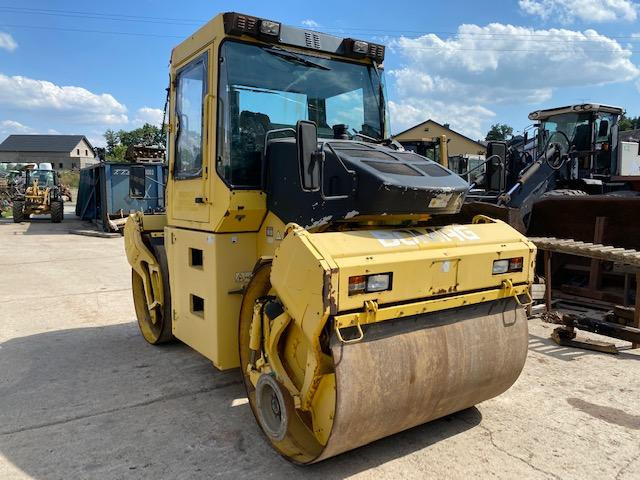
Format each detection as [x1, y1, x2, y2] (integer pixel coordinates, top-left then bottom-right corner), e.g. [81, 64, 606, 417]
[132, 107, 164, 126]
[519, 0, 638, 23]
[387, 23, 640, 137]
[0, 32, 17, 52]
[301, 19, 320, 28]
[0, 120, 59, 140]
[0, 120, 33, 136]
[0, 73, 128, 125]
[389, 100, 495, 141]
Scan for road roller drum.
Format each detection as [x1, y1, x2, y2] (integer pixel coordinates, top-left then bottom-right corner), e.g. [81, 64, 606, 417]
[238, 221, 535, 463]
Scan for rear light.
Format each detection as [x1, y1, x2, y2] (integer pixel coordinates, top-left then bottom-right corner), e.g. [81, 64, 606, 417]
[492, 257, 524, 275]
[348, 275, 366, 295]
[349, 273, 393, 295]
[509, 257, 523, 272]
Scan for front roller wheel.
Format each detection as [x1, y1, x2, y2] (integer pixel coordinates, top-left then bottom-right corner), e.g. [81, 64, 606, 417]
[131, 243, 174, 344]
[238, 263, 324, 464]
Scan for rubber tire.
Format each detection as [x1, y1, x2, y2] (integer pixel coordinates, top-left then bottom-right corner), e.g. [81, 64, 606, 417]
[12, 201, 25, 223]
[50, 200, 64, 223]
[540, 189, 587, 198]
[131, 242, 174, 345]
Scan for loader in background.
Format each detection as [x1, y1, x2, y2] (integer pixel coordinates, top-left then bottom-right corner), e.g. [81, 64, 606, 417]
[453, 104, 640, 352]
[12, 166, 64, 223]
[123, 12, 536, 463]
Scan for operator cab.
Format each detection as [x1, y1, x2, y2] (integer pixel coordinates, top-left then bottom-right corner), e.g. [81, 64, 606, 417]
[162, 12, 469, 231]
[529, 103, 624, 180]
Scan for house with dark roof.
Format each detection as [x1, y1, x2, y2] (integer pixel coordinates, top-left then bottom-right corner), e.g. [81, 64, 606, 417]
[0, 134, 98, 170]
[620, 129, 640, 144]
[393, 119, 486, 157]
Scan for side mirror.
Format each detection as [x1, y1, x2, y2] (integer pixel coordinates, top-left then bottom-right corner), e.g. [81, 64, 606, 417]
[486, 141, 507, 192]
[296, 120, 321, 191]
[129, 165, 146, 199]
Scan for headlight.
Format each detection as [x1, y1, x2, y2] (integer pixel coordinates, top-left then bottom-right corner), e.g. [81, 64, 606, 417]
[349, 273, 393, 295]
[367, 274, 391, 292]
[493, 257, 524, 275]
[492, 259, 509, 275]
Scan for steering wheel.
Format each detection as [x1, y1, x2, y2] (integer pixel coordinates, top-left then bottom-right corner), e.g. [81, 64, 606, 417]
[543, 130, 571, 170]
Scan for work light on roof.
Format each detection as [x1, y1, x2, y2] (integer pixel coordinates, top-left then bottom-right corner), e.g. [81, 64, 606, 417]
[223, 12, 281, 39]
[352, 40, 369, 54]
[259, 20, 281, 36]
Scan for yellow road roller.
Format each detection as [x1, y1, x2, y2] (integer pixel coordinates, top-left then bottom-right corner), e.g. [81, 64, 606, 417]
[124, 12, 536, 463]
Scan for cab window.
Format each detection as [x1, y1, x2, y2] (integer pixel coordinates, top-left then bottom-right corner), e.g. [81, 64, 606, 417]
[174, 53, 207, 179]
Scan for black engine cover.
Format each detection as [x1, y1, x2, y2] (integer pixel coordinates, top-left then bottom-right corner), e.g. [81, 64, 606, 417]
[265, 139, 469, 228]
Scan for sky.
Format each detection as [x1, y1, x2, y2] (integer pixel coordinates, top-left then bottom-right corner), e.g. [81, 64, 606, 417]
[0, 0, 639, 146]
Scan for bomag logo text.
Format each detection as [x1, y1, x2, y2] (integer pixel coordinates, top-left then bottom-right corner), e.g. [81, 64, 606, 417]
[372, 226, 481, 247]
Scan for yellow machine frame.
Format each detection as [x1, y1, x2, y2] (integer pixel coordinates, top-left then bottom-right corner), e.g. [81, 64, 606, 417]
[124, 11, 536, 463]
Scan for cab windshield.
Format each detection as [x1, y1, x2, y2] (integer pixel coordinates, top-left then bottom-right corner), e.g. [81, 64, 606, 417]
[217, 40, 386, 187]
[540, 112, 591, 153]
[27, 170, 55, 188]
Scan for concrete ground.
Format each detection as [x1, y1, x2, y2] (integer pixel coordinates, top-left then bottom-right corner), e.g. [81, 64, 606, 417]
[1, 206, 639, 480]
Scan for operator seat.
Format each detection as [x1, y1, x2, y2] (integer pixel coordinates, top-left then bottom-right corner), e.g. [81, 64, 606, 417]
[236, 111, 271, 185]
[572, 124, 591, 151]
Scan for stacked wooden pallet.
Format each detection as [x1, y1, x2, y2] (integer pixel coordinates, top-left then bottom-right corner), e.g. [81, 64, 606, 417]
[530, 237, 640, 268]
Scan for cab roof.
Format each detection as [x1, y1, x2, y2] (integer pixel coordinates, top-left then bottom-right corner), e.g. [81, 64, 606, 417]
[529, 103, 625, 121]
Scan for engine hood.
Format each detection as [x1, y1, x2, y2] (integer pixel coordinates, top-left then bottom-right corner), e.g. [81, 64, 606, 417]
[265, 138, 470, 228]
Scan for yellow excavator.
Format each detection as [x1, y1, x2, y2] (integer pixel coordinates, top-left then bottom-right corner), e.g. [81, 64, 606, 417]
[124, 12, 536, 463]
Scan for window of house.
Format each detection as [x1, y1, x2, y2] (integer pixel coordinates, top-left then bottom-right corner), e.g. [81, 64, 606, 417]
[76, 149, 80, 155]
[85, 149, 88, 156]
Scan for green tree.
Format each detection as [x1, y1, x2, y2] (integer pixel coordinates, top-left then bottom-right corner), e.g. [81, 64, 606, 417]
[104, 129, 119, 156]
[485, 123, 514, 141]
[103, 123, 166, 162]
[619, 115, 640, 132]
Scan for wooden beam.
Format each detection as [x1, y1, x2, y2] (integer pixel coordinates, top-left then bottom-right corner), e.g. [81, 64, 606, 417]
[544, 250, 552, 312]
[634, 272, 640, 349]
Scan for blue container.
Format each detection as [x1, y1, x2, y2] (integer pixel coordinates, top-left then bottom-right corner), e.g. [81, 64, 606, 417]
[76, 162, 165, 231]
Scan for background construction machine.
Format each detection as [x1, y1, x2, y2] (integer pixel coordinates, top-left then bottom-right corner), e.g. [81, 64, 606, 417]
[11, 165, 64, 223]
[458, 104, 637, 234]
[123, 12, 536, 463]
[451, 104, 640, 352]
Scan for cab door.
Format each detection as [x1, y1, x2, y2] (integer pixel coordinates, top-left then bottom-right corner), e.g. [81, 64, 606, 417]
[169, 51, 210, 224]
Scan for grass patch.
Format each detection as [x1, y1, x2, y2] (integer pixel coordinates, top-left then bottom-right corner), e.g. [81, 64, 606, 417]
[59, 170, 80, 188]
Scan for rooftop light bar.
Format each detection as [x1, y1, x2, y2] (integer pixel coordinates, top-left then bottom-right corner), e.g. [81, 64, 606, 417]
[222, 12, 385, 63]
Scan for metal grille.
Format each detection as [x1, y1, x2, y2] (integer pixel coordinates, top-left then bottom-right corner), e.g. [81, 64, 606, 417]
[305, 32, 321, 49]
[347, 150, 396, 161]
[237, 15, 258, 31]
[416, 163, 450, 177]
[363, 161, 422, 176]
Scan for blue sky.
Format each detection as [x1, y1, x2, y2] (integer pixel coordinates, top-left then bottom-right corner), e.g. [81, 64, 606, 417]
[0, 0, 638, 145]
